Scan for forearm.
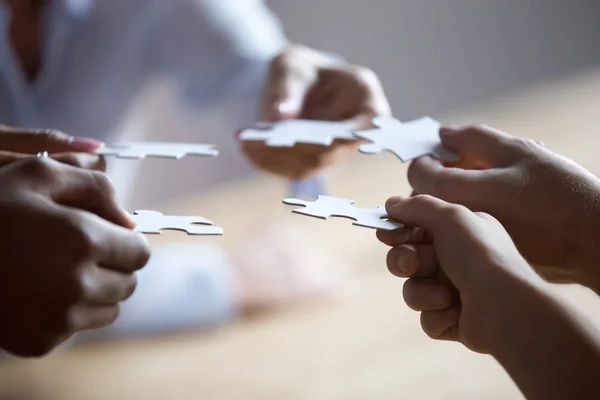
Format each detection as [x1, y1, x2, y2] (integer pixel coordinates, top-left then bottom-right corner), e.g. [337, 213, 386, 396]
[489, 283, 600, 399]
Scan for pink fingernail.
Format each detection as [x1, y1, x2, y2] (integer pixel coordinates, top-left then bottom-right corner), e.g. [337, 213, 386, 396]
[69, 137, 104, 152]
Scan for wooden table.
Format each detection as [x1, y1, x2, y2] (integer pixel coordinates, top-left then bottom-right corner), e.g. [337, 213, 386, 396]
[3, 68, 600, 400]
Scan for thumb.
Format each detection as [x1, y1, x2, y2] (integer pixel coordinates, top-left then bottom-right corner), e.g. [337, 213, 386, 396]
[263, 52, 320, 121]
[408, 155, 507, 209]
[0, 126, 103, 154]
[266, 75, 314, 121]
[440, 125, 521, 168]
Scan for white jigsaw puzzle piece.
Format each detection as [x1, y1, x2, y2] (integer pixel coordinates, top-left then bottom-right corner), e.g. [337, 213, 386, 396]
[354, 116, 459, 162]
[98, 142, 219, 159]
[282, 195, 403, 231]
[132, 210, 223, 235]
[239, 119, 358, 147]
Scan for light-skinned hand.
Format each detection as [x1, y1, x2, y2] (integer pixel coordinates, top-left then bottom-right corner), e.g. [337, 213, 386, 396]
[241, 45, 391, 180]
[407, 125, 600, 290]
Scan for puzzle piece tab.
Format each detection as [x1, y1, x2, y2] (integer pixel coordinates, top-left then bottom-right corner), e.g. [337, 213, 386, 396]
[239, 119, 358, 147]
[282, 195, 403, 230]
[98, 142, 219, 159]
[354, 116, 459, 162]
[132, 210, 223, 235]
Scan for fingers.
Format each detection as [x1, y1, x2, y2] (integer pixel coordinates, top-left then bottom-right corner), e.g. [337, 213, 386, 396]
[420, 307, 460, 342]
[304, 66, 391, 120]
[387, 245, 438, 278]
[51, 153, 107, 172]
[407, 156, 505, 205]
[0, 126, 102, 154]
[439, 125, 520, 167]
[0, 151, 106, 172]
[73, 212, 150, 273]
[79, 265, 137, 305]
[69, 304, 120, 332]
[403, 279, 454, 311]
[264, 46, 323, 120]
[384, 195, 454, 233]
[37, 162, 134, 229]
[376, 226, 430, 246]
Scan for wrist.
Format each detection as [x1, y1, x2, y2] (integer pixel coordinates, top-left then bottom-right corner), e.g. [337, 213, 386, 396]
[566, 208, 600, 294]
[477, 274, 554, 356]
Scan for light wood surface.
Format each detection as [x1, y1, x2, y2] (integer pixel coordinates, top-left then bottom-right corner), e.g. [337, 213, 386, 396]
[3, 68, 600, 400]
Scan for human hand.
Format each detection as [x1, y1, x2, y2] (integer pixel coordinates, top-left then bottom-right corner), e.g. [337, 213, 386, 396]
[0, 126, 105, 171]
[377, 195, 545, 354]
[407, 125, 600, 289]
[241, 45, 391, 180]
[0, 158, 150, 357]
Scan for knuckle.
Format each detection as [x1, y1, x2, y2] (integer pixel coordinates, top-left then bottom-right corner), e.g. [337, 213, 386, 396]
[510, 137, 539, 155]
[18, 157, 58, 180]
[402, 280, 419, 310]
[420, 313, 443, 340]
[123, 274, 138, 300]
[440, 204, 469, 222]
[32, 128, 68, 145]
[106, 305, 121, 325]
[63, 214, 100, 260]
[89, 171, 115, 195]
[462, 124, 491, 138]
[411, 194, 437, 207]
[56, 153, 82, 168]
[131, 235, 151, 271]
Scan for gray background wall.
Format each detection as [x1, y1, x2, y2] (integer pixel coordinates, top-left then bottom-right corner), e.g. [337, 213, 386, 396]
[267, 0, 600, 118]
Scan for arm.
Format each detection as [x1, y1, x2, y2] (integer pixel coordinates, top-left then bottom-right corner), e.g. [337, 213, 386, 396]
[379, 195, 600, 399]
[490, 283, 600, 400]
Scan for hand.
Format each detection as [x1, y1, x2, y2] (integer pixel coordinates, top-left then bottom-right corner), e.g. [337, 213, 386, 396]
[0, 125, 105, 171]
[377, 195, 545, 354]
[241, 45, 391, 180]
[0, 158, 150, 357]
[407, 125, 600, 289]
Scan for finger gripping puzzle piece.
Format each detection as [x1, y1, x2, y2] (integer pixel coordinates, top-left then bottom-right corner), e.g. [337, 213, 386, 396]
[239, 119, 358, 147]
[354, 116, 459, 162]
[98, 142, 219, 159]
[282, 195, 403, 230]
[132, 210, 223, 235]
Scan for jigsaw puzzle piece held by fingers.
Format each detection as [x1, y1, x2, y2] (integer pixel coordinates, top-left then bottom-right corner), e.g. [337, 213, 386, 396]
[239, 119, 358, 147]
[98, 142, 219, 159]
[282, 196, 403, 231]
[354, 116, 459, 163]
[131, 210, 223, 236]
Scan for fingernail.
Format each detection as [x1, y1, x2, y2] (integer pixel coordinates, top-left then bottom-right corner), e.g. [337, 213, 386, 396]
[396, 249, 416, 275]
[69, 137, 104, 152]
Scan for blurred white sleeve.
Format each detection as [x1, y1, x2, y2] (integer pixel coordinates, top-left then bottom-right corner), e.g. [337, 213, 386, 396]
[148, 0, 288, 106]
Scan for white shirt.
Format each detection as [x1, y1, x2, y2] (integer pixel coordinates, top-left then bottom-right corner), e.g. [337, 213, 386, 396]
[0, 0, 291, 336]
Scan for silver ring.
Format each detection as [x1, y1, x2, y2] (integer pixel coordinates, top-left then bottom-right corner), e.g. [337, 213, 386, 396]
[36, 151, 49, 158]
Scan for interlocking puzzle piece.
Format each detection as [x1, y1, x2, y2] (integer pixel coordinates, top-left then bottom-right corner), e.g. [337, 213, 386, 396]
[131, 210, 223, 235]
[354, 116, 459, 162]
[282, 195, 403, 230]
[239, 119, 358, 147]
[98, 142, 219, 159]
